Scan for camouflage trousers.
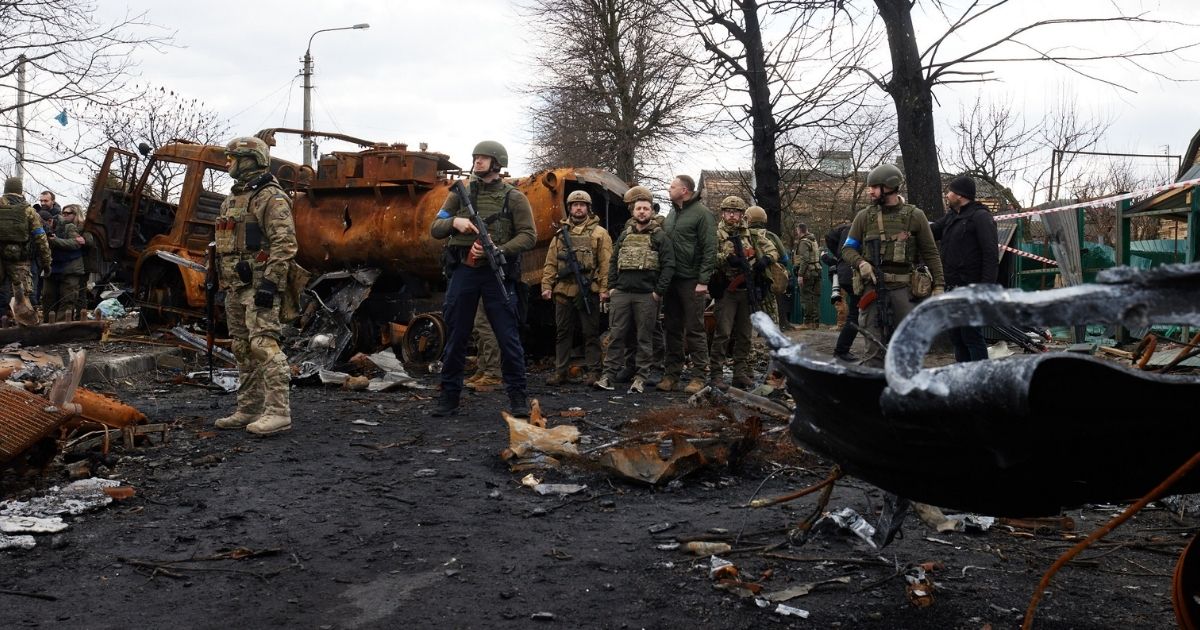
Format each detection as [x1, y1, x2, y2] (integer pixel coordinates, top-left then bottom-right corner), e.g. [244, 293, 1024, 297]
[760, 287, 779, 325]
[473, 302, 500, 377]
[42, 273, 84, 321]
[224, 285, 291, 418]
[1, 260, 35, 322]
[800, 274, 820, 324]
[709, 289, 755, 382]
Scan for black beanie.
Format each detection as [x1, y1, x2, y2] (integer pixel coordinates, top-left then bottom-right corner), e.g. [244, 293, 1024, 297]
[949, 175, 976, 200]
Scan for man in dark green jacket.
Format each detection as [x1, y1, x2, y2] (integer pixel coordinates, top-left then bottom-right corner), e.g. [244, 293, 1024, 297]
[657, 174, 717, 394]
[43, 203, 87, 322]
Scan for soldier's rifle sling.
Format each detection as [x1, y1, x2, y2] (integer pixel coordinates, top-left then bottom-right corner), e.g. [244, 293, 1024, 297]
[730, 232, 761, 313]
[556, 224, 593, 314]
[869, 238, 894, 346]
[451, 180, 512, 308]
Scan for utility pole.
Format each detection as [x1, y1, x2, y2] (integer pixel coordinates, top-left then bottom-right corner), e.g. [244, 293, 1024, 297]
[302, 23, 369, 168]
[16, 54, 26, 179]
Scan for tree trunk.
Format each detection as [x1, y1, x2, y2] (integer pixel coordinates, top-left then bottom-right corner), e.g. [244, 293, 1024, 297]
[741, 0, 784, 234]
[875, 0, 945, 219]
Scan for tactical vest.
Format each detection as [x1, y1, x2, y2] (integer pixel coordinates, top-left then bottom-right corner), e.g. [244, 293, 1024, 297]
[557, 224, 597, 276]
[0, 199, 31, 262]
[616, 228, 660, 271]
[446, 182, 516, 250]
[216, 180, 283, 286]
[862, 204, 920, 270]
[796, 235, 821, 275]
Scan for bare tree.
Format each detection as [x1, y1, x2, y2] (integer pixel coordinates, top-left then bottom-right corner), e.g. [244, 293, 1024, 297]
[1024, 90, 1113, 205]
[524, 0, 707, 185]
[1071, 160, 1163, 246]
[674, 0, 877, 233]
[946, 95, 1037, 210]
[0, 0, 171, 181]
[864, 0, 1197, 219]
[89, 85, 231, 202]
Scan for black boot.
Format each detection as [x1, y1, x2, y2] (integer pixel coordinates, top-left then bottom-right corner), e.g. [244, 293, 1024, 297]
[431, 391, 459, 417]
[507, 393, 530, 418]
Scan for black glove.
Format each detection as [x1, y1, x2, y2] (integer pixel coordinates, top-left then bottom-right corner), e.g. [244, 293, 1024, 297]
[753, 257, 768, 273]
[254, 279, 277, 308]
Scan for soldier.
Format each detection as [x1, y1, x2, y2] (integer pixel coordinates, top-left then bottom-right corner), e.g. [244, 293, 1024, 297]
[793, 223, 822, 329]
[464, 303, 502, 390]
[541, 190, 612, 386]
[709, 196, 779, 390]
[658, 174, 717, 394]
[594, 186, 674, 393]
[841, 164, 945, 368]
[745, 205, 788, 327]
[0, 177, 51, 326]
[212, 136, 298, 436]
[430, 140, 536, 418]
[43, 203, 87, 322]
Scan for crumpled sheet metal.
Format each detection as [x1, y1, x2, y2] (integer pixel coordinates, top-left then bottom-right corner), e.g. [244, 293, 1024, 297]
[754, 262, 1200, 517]
[502, 414, 580, 459]
[0, 477, 121, 518]
[598, 434, 706, 485]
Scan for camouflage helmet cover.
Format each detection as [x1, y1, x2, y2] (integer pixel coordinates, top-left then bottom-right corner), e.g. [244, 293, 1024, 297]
[745, 205, 767, 224]
[867, 163, 904, 190]
[566, 190, 592, 206]
[623, 185, 653, 204]
[225, 136, 270, 169]
[3, 177, 22, 196]
[472, 140, 508, 168]
[719, 195, 747, 212]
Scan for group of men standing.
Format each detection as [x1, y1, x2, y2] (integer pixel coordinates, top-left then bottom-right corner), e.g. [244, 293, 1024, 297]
[0, 178, 92, 326]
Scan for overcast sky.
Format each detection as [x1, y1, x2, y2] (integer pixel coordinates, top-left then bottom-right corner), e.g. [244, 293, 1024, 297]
[29, 0, 1200, 203]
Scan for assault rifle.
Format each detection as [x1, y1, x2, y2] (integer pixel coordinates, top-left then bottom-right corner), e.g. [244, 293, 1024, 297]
[728, 230, 762, 312]
[450, 179, 512, 308]
[855, 238, 895, 349]
[555, 223, 593, 314]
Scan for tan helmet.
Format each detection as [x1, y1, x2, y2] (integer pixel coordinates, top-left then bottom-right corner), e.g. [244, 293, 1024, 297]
[472, 140, 508, 168]
[3, 177, 22, 196]
[867, 163, 904, 190]
[225, 136, 270, 169]
[623, 185, 653, 204]
[719, 195, 747, 212]
[745, 205, 767, 225]
[566, 190, 592, 207]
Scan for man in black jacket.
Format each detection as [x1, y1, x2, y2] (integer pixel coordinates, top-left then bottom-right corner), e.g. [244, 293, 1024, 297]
[820, 222, 859, 361]
[931, 175, 999, 362]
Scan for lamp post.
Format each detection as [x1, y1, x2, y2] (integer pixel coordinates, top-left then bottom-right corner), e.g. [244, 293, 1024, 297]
[302, 23, 369, 167]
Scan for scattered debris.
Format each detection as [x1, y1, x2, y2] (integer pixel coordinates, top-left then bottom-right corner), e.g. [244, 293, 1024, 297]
[686, 541, 732, 555]
[708, 556, 737, 579]
[904, 564, 936, 608]
[501, 411, 580, 460]
[813, 507, 878, 549]
[762, 576, 853, 602]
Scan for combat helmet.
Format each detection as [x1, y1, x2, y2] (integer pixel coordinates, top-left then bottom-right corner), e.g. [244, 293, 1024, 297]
[225, 136, 271, 169]
[472, 140, 508, 169]
[3, 177, 22, 196]
[866, 163, 904, 190]
[745, 205, 767, 225]
[719, 195, 747, 212]
[566, 190, 592, 207]
[623, 185, 653, 204]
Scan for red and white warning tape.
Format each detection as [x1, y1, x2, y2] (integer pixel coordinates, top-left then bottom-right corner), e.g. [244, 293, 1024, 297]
[993, 176, 1200, 221]
[998, 243, 1059, 266]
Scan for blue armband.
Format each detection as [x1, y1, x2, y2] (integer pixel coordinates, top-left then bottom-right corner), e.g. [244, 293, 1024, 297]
[31, 227, 45, 237]
[843, 236, 861, 251]
[436, 209, 452, 220]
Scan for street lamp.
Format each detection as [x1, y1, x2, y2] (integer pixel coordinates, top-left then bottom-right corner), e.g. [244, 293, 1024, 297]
[302, 23, 370, 167]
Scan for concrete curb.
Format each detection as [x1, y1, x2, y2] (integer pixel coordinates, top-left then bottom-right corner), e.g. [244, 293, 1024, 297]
[83, 348, 183, 384]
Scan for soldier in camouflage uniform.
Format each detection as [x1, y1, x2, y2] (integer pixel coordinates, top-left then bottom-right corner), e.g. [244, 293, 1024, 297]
[0, 177, 51, 326]
[594, 186, 674, 393]
[430, 140, 537, 418]
[541, 190, 612, 386]
[213, 136, 298, 436]
[465, 303, 501, 390]
[841, 164, 945, 368]
[43, 203, 87, 322]
[744, 205, 787, 327]
[710, 196, 779, 390]
[793, 223, 822, 328]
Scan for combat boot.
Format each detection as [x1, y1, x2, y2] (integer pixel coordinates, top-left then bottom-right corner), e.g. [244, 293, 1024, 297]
[467, 374, 502, 390]
[464, 372, 483, 386]
[507, 393, 531, 418]
[214, 410, 258, 430]
[683, 378, 706, 394]
[246, 414, 291, 436]
[593, 375, 614, 391]
[432, 391, 459, 417]
[627, 376, 645, 394]
[613, 365, 635, 384]
[655, 375, 677, 392]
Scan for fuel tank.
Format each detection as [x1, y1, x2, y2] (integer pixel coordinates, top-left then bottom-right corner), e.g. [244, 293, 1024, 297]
[291, 145, 630, 287]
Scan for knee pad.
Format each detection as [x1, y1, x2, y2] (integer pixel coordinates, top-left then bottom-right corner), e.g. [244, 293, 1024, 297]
[250, 336, 281, 363]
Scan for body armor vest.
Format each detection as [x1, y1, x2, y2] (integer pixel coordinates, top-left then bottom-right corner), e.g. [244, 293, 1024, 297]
[447, 182, 516, 249]
[557, 224, 597, 276]
[616, 229, 660, 271]
[863, 204, 919, 269]
[0, 199, 31, 262]
[216, 180, 278, 287]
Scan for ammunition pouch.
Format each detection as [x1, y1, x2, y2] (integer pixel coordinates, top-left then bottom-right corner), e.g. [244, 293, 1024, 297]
[280, 261, 311, 322]
[244, 221, 263, 251]
[909, 265, 933, 299]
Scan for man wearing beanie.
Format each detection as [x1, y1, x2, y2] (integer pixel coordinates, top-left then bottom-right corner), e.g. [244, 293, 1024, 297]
[932, 175, 999, 362]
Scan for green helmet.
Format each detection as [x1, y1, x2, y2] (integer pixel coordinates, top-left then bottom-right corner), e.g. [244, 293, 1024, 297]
[745, 205, 767, 225]
[867, 163, 904, 190]
[719, 195, 747, 212]
[623, 185, 653, 204]
[566, 190, 592, 207]
[3, 177, 22, 196]
[472, 140, 508, 168]
[225, 136, 270, 169]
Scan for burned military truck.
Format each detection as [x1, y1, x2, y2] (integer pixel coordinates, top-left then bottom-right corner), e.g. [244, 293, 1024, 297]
[82, 128, 630, 366]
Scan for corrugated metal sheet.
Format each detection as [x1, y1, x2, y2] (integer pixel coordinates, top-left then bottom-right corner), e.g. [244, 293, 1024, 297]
[0, 386, 71, 464]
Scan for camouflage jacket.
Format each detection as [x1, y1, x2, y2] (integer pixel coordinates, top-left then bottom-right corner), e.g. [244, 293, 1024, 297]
[541, 213, 613, 297]
[793, 233, 821, 277]
[215, 174, 297, 290]
[716, 221, 779, 288]
[0, 194, 51, 268]
[49, 221, 85, 275]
